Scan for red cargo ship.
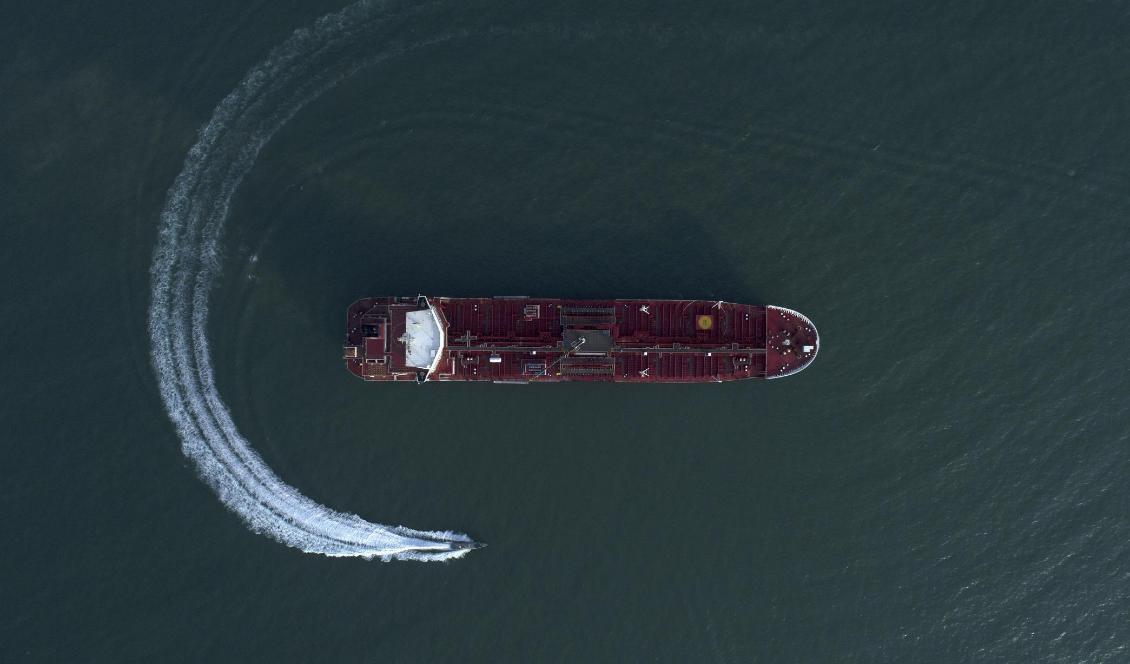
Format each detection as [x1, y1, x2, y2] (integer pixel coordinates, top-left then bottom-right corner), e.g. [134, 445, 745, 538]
[344, 296, 818, 383]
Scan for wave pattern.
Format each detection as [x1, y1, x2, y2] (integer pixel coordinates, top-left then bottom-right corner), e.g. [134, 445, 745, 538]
[148, 0, 471, 561]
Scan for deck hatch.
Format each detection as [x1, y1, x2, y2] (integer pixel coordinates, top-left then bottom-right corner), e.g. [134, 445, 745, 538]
[563, 329, 613, 355]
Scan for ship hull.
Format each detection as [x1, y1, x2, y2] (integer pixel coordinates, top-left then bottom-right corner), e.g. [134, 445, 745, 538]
[344, 297, 818, 383]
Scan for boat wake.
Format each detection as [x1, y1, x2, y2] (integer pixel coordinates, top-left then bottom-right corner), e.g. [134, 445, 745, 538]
[148, 0, 473, 561]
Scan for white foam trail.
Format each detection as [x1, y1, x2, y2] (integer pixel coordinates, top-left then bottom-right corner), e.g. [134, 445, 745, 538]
[149, 0, 471, 561]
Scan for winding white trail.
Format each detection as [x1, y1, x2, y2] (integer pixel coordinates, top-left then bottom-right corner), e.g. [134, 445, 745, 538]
[149, 0, 471, 561]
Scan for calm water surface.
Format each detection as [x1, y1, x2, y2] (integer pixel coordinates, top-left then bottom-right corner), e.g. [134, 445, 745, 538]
[3, 1, 1129, 661]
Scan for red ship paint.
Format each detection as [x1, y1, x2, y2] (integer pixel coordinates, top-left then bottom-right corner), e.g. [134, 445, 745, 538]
[344, 296, 819, 383]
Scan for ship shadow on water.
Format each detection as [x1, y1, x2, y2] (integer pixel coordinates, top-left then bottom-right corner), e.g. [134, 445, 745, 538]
[327, 206, 765, 308]
[229, 172, 771, 351]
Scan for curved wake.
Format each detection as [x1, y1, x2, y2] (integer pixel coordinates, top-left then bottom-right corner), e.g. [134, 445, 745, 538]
[149, 0, 471, 560]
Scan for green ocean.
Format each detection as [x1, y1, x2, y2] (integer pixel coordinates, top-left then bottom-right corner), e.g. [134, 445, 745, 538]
[3, 0, 1128, 661]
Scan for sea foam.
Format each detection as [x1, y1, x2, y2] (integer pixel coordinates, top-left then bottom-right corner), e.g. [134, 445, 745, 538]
[149, 0, 470, 561]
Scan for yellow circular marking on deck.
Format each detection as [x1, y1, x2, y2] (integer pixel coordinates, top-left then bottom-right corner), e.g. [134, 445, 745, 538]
[696, 315, 714, 330]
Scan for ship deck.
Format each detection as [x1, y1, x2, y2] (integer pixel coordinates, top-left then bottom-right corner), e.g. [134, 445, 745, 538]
[345, 296, 818, 383]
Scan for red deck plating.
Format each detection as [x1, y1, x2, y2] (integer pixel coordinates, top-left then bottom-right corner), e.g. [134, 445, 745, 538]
[344, 296, 818, 383]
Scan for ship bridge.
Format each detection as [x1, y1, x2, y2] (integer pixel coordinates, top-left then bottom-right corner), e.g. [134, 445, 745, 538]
[402, 306, 446, 373]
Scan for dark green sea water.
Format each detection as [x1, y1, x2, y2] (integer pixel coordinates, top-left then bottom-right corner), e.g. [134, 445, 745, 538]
[3, 1, 1129, 661]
